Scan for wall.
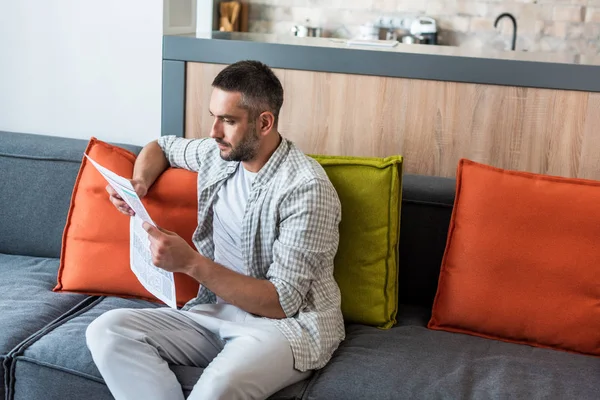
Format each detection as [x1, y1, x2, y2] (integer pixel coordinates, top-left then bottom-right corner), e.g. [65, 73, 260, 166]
[246, 0, 600, 59]
[0, 0, 163, 146]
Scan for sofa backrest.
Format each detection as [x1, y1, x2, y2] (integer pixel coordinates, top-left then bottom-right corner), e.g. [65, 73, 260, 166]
[0, 131, 141, 258]
[0, 131, 456, 311]
[398, 174, 456, 309]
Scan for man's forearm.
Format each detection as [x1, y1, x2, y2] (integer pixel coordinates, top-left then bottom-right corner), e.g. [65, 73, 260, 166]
[185, 255, 287, 319]
[132, 140, 170, 188]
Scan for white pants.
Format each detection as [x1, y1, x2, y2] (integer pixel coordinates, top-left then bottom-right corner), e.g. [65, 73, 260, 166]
[85, 304, 311, 400]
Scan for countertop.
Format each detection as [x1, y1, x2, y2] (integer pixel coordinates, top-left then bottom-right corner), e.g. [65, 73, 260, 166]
[163, 31, 600, 93]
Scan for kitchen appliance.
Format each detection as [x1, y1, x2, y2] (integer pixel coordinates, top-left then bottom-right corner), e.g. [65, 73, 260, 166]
[401, 35, 419, 45]
[410, 17, 438, 45]
[291, 19, 322, 37]
[359, 23, 380, 40]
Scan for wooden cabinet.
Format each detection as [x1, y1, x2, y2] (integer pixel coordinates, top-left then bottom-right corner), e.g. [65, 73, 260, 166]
[184, 62, 600, 179]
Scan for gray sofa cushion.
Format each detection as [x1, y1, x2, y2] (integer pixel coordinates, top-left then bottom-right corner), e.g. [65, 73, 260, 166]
[12, 296, 309, 400]
[0, 253, 91, 399]
[11, 297, 160, 400]
[171, 365, 310, 399]
[305, 305, 600, 400]
[12, 360, 112, 400]
[0, 131, 141, 258]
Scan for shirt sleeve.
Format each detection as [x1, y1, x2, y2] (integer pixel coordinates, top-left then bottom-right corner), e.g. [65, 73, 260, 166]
[267, 178, 342, 318]
[157, 135, 213, 172]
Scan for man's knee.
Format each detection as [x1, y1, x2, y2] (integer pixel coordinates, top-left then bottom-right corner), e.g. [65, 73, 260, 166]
[85, 309, 138, 359]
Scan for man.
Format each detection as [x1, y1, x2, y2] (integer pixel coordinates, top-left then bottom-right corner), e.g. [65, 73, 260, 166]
[86, 60, 345, 400]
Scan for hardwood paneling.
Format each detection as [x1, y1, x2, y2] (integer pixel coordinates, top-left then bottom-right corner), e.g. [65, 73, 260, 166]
[185, 62, 598, 179]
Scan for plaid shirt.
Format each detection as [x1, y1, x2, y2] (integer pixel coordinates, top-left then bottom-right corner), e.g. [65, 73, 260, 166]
[157, 135, 345, 371]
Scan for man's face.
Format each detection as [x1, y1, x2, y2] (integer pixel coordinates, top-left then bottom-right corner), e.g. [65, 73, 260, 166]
[209, 88, 260, 162]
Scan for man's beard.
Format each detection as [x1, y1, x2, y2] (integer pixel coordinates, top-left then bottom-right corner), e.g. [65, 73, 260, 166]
[216, 125, 260, 162]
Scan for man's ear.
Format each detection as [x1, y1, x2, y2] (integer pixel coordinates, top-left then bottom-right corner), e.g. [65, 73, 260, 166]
[259, 111, 275, 135]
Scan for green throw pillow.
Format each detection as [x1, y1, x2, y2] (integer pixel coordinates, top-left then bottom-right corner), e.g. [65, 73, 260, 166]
[310, 154, 403, 329]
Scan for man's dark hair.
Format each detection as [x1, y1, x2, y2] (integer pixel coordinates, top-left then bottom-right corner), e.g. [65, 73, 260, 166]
[212, 60, 284, 125]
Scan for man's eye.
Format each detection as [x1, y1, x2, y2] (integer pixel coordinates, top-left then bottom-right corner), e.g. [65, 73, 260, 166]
[224, 119, 235, 125]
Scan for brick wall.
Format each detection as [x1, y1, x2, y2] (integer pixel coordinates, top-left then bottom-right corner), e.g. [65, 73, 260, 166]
[244, 0, 600, 57]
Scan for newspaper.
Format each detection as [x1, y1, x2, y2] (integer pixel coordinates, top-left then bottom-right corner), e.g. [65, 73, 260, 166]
[84, 154, 177, 309]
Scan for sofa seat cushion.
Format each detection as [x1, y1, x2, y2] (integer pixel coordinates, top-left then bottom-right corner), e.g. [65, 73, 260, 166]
[305, 305, 600, 400]
[0, 253, 92, 398]
[13, 296, 310, 399]
[0, 253, 91, 356]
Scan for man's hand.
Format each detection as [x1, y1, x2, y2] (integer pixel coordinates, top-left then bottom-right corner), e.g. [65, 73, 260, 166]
[106, 179, 148, 216]
[143, 222, 200, 274]
[142, 222, 286, 319]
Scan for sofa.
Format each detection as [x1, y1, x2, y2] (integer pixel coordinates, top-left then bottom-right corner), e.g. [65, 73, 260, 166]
[1, 130, 599, 400]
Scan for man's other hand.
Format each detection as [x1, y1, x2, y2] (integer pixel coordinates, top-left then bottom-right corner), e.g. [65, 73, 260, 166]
[143, 222, 199, 275]
[106, 179, 148, 216]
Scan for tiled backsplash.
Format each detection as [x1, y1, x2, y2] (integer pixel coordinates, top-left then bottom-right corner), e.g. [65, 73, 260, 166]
[245, 0, 600, 57]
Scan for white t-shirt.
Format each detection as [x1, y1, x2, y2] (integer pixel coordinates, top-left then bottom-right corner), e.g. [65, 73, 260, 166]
[212, 164, 257, 304]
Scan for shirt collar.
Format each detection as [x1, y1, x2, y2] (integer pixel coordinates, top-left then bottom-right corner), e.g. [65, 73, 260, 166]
[252, 136, 289, 188]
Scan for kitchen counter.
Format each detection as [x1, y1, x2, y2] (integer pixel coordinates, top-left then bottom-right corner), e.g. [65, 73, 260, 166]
[161, 31, 600, 180]
[163, 31, 600, 93]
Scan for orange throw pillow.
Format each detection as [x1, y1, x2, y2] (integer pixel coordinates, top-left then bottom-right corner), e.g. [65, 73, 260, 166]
[54, 137, 200, 307]
[428, 159, 600, 357]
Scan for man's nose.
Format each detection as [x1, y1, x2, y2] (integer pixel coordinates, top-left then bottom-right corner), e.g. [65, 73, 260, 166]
[209, 119, 222, 139]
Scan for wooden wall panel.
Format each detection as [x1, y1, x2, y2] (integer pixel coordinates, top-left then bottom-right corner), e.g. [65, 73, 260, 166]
[578, 92, 600, 180]
[185, 63, 225, 137]
[185, 62, 598, 179]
